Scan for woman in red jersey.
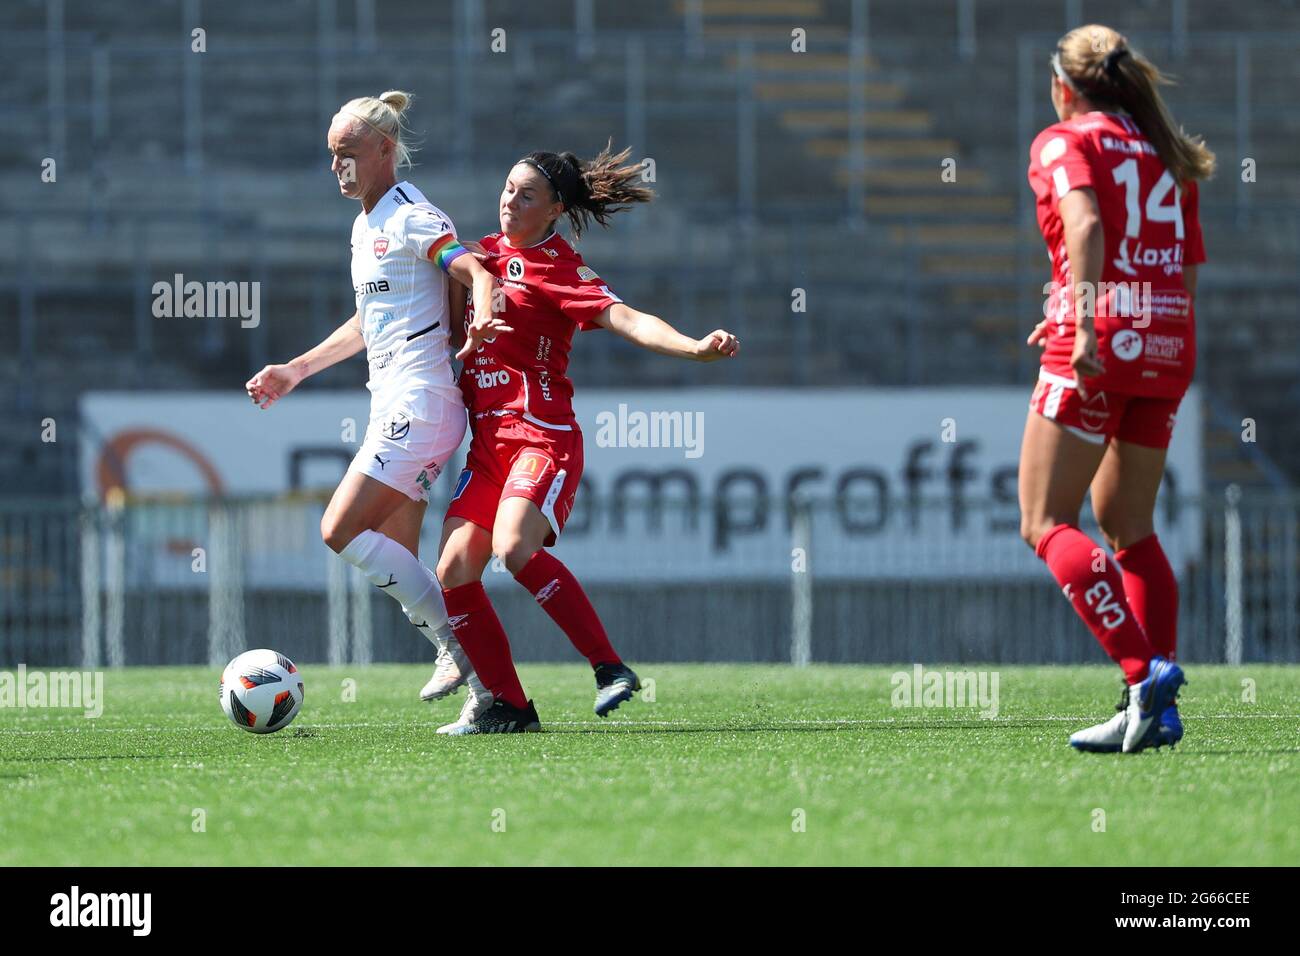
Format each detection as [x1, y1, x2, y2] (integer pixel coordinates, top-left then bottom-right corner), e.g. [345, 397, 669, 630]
[1020, 25, 1215, 753]
[432, 144, 739, 734]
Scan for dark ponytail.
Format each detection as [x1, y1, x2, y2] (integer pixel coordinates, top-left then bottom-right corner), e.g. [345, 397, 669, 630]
[519, 141, 654, 239]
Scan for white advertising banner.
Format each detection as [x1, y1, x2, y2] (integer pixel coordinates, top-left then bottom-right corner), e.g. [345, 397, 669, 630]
[80, 388, 1203, 584]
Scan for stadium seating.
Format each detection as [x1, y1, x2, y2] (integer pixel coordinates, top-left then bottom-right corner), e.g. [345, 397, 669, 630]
[2, 0, 1299, 493]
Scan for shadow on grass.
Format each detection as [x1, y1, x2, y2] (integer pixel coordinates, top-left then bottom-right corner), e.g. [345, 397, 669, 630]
[0, 753, 173, 763]
[512, 720, 1050, 735]
[1174, 748, 1300, 756]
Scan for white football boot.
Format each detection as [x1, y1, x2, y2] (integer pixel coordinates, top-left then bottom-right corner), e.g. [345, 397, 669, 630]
[435, 672, 494, 734]
[1069, 685, 1129, 753]
[420, 632, 470, 702]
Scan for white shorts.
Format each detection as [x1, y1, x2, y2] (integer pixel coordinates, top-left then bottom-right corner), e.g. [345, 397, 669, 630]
[348, 398, 467, 503]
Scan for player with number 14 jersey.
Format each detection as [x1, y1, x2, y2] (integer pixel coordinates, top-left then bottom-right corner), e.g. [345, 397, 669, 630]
[1029, 110, 1205, 419]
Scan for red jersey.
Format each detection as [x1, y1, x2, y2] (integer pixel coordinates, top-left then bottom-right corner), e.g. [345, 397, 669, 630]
[459, 231, 621, 430]
[1028, 111, 1206, 398]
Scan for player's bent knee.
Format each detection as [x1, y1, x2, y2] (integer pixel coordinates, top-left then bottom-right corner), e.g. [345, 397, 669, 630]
[435, 552, 482, 589]
[320, 516, 358, 555]
[319, 518, 341, 553]
[1020, 515, 1061, 551]
[492, 537, 533, 576]
[1096, 523, 1122, 553]
[1101, 523, 1152, 553]
[1094, 506, 1149, 552]
[436, 536, 492, 588]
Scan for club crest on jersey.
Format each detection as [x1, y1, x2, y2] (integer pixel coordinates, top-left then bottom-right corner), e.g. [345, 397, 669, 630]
[373, 236, 390, 258]
[1111, 329, 1144, 362]
[506, 257, 525, 281]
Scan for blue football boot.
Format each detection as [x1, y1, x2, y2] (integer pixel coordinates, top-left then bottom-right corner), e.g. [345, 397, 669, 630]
[1123, 657, 1185, 753]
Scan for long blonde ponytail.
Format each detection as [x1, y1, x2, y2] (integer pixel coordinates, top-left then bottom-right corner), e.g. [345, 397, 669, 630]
[1056, 25, 1216, 183]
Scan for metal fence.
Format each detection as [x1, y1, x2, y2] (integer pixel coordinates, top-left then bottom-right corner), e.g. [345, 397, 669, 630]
[1, 491, 1296, 668]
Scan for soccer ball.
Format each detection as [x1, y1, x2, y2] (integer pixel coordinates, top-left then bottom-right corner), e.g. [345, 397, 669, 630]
[219, 649, 304, 734]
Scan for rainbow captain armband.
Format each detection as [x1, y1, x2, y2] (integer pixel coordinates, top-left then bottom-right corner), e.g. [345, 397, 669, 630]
[429, 233, 468, 273]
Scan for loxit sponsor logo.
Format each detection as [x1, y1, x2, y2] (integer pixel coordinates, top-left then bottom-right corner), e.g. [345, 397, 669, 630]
[595, 403, 704, 460]
[49, 886, 151, 936]
[0, 664, 103, 718]
[1115, 239, 1185, 277]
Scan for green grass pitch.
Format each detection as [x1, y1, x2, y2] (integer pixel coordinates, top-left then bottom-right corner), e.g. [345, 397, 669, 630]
[1, 663, 1296, 865]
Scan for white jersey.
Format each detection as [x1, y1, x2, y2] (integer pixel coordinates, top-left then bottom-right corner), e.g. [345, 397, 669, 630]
[349, 181, 466, 422]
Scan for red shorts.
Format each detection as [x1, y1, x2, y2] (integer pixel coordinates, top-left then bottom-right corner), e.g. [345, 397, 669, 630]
[1029, 370, 1183, 450]
[445, 413, 584, 545]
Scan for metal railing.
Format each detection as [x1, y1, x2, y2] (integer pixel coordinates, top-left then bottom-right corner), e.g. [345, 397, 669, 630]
[1, 491, 1296, 667]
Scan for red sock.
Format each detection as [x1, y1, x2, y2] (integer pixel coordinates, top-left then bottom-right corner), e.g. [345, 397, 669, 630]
[442, 582, 527, 709]
[513, 550, 620, 668]
[1036, 524, 1153, 684]
[1114, 534, 1178, 661]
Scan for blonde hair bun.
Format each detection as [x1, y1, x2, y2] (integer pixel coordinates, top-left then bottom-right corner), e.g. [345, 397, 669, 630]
[336, 90, 417, 169]
[379, 90, 412, 115]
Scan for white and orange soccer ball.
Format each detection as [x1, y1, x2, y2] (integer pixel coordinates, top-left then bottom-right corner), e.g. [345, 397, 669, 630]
[219, 649, 304, 734]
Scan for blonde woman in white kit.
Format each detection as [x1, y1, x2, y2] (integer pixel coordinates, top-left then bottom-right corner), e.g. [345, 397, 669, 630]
[245, 91, 506, 714]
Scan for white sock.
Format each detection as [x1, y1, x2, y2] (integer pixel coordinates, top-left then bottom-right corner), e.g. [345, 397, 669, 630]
[339, 530, 449, 640]
[400, 602, 452, 653]
[466, 669, 491, 704]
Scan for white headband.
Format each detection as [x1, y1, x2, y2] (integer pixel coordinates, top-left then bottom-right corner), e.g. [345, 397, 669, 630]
[1050, 52, 1078, 92]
